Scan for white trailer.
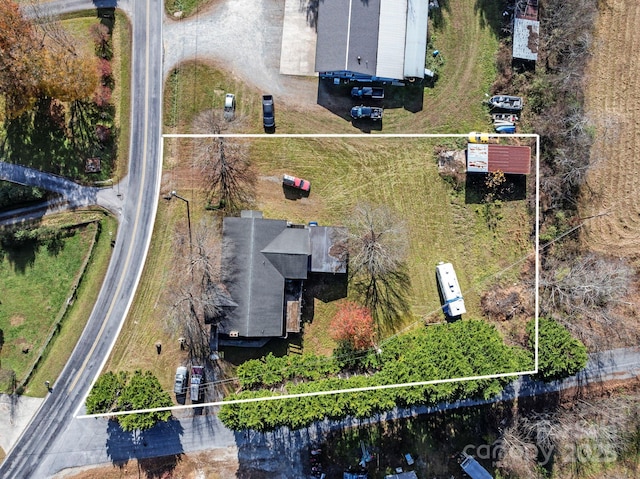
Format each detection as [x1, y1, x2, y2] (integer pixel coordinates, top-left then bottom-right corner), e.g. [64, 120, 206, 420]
[436, 262, 466, 316]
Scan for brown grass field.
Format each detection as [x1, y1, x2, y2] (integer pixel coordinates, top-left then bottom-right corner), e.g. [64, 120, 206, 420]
[581, 0, 640, 264]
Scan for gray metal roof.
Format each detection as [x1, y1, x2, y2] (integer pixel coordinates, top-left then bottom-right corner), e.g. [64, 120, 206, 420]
[315, 0, 381, 76]
[310, 226, 348, 274]
[513, 18, 539, 61]
[315, 0, 428, 80]
[315, 0, 380, 75]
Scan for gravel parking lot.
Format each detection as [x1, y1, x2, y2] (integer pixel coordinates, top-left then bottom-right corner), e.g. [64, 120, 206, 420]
[163, 0, 318, 104]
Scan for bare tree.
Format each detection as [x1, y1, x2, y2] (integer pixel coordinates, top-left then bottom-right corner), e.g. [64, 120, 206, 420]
[167, 218, 229, 363]
[540, 252, 636, 349]
[193, 110, 256, 213]
[348, 203, 408, 278]
[347, 203, 411, 327]
[497, 396, 638, 478]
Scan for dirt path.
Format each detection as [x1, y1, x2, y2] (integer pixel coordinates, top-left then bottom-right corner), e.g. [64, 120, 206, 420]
[581, 0, 640, 261]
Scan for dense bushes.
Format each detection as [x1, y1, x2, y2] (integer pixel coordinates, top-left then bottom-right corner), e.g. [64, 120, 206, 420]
[528, 317, 587, 382]
[220, 320, 531, 431]
[237, 353, 341, 390]
[86, 370, 172, 432]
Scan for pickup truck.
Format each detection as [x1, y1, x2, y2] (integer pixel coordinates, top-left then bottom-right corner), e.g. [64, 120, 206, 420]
[262, 94, 275, 129]
[350, 86, 384, 99]
[350, 105, 383, 121]
[283, 174, 311, 192]
[190, 365, 204, 402]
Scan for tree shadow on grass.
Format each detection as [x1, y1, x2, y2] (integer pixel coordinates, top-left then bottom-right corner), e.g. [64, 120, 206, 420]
[474, 0, 510, 37]
[0, 236, 40, 274]
[2, 99, 73, 176]
[353, 265, 412, 333]
[429, 0, 450, 31]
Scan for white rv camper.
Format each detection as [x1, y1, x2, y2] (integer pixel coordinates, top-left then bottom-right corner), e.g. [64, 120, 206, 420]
[436, 262, 466, 316]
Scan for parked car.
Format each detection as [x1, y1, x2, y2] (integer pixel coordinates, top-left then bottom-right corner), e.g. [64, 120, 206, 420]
[262, 94, 275, 129]
[350, 105, 383, 120]
[283, 174, 310, 192]
[223, 93, 235, 121]
[350, 86, 384, 99]
[173, 366, 188, 395]
[190, 365, 204, 402]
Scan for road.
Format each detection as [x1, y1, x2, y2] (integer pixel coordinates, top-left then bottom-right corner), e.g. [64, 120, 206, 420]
[0, 0, 163, 477]
[16, 347, 640, 477]
[0, 162, 126, 224]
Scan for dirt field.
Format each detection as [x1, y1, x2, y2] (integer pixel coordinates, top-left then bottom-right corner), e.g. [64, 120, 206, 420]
[581, 0, 640, 263]
[56, 449, 239, 479]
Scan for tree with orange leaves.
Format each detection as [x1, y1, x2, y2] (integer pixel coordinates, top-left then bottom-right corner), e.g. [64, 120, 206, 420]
[0, 1, 41, 117]
[330, 301, 376, 351]
[0, 0, 99, 118]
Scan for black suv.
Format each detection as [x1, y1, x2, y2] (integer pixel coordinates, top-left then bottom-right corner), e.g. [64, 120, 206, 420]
[262, 94, 275, 129]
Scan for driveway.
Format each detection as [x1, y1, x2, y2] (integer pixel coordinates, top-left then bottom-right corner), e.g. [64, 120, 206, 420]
[163, 0, 318, 104]
[0, 162, 125, 224]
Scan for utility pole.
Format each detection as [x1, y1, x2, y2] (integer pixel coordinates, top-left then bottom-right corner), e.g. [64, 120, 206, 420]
[171, 190, 193, 259]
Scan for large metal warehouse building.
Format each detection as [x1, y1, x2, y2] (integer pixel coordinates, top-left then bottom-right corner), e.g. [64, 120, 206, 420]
[315, 0, 429, 82]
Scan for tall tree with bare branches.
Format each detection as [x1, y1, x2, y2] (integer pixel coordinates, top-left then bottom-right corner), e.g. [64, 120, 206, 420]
[193, 110, 256, 213]
[167, 218, 230, 363]
[347, 203, 411, 326]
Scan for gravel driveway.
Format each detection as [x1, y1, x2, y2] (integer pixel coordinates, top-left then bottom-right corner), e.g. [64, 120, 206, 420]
[163, 0, 316, 103]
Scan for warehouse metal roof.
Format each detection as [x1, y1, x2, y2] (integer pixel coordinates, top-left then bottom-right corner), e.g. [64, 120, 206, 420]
[315, 0, 428, 80]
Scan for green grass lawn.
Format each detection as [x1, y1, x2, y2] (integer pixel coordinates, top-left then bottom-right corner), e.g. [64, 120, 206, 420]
[26, 213, 117, 397]
[248, 137, 532, 352]
[0, 216, 102, 394]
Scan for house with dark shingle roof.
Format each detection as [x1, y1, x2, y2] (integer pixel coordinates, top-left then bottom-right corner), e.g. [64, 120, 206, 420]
[220, 211, 347, 344]
[315, 0, 429, 82]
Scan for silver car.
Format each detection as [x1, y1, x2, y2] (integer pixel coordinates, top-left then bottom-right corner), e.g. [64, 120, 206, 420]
[174, 366, 188, 395]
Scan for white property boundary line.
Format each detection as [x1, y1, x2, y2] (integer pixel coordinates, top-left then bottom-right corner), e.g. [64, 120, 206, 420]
[78, 133, 540, 419]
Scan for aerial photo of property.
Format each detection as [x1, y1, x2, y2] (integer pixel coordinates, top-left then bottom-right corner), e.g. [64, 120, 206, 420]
[1, 0, 639, 478]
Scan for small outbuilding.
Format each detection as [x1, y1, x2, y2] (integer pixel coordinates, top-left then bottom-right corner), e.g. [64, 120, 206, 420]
[512, 0, 539, 63]
[466, 144, 531, 175]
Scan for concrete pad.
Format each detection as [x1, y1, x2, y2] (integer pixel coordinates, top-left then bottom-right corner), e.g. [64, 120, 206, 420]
[280, 0, 318, 76]
[0, 394, 44, 455]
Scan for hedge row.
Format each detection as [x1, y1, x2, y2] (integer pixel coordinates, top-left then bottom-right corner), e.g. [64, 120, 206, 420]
[220, 320, 531, 431]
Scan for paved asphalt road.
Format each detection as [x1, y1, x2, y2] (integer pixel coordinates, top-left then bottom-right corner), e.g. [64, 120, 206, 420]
[0, 162, 126, 224]
[11, 347, 640, 477]
[0, 1, 163, 477]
